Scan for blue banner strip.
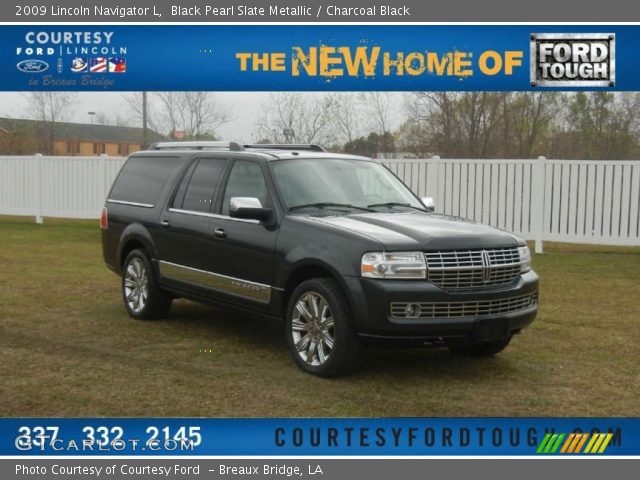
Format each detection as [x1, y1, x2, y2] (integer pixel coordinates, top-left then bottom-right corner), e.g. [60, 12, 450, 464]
[0, 25, 638, 91]
[2, 418, 638, 456]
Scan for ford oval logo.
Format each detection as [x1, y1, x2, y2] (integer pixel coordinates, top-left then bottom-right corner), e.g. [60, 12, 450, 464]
[17, 59, 49, 73]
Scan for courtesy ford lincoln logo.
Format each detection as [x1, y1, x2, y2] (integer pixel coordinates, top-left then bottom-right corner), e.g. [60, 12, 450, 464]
[17, 59, 49, 73]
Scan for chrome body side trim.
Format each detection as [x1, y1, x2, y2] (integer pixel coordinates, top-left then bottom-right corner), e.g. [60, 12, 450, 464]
[168, 208, 260, 224]
[158, 260, 271, 304]
[107, 199, 155, 208]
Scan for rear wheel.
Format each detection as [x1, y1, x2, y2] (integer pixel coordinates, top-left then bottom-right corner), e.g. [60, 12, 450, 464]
[122, 249, 172, 320]
[286, 278, 361, 377]
[450, 336, 512, 356]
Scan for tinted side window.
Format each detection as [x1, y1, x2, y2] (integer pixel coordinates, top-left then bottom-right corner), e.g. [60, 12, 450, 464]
[222, 161, 269, 215]
[178, 158, 227, 213]
[109, 156, 178, 205]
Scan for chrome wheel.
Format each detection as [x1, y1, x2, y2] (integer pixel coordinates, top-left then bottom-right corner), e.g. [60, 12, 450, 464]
[291, 292, 335, 366]
[124, 257, 149, 314]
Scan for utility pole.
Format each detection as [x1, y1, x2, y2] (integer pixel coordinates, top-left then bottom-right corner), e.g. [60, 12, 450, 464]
[142, 91, 148, 148]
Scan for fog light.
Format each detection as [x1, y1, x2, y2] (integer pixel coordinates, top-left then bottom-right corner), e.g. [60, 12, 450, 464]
[404, 303, 421, 318]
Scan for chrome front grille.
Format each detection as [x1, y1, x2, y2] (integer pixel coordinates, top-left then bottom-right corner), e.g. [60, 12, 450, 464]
[425, 247, 522, 290]
[391, 293, 538, 319]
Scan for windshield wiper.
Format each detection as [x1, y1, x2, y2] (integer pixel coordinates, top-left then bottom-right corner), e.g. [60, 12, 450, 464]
[289, 202, 375, 212]
[367, 202, 427, 212]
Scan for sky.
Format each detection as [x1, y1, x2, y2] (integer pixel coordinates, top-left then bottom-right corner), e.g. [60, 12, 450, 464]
[0, 92, 405, 144]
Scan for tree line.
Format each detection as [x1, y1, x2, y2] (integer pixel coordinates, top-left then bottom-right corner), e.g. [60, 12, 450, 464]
[3, 91, 640, 160]
[398, 92, 640, 160]
[256, 92, 640, 160]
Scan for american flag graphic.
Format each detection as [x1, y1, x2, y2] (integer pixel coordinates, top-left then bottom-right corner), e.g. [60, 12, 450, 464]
[90, 58, 107, 73]
[108, 58, 126, 73]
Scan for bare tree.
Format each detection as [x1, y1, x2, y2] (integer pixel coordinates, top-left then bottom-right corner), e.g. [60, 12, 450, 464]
[395, 118, 432, 157]
[0, 121, 39, 155]
[122, 92, 159, 132]
[361, 92, 394, 134]
[254, 93, 337, 144]
[22, 92, 77, 155]
[155, 92, 232, 139]
[558, 92, 640, 159]
[155, 92, 180, 136]
[406, 92, 507, 158]
[332, 93, 364, 144]
[504, 92, 557, 158]
[113, 114, 130, 128]
[402, 91, 640, 159]
[94, 112, 110, 125]
[406, 92, 456, 155]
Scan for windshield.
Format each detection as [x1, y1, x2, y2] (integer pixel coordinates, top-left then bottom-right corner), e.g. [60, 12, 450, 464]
[269, 158, 424, 212]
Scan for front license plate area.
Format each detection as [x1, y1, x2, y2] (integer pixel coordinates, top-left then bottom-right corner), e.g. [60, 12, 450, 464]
[473, 318, 508, 340]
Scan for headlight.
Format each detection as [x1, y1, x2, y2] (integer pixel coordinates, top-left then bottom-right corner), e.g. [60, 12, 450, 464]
[361, 252, 426, 279]
[518, 245, 531, 273]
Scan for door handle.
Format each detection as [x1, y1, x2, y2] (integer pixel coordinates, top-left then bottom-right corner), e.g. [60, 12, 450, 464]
[160, 219, 170, 228]
[213, 227, 226, 239]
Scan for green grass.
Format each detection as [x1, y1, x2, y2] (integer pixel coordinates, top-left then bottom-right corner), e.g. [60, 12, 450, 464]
[1, 216, 638, 417]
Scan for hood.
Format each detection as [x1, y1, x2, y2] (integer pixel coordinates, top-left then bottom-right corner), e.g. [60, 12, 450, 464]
[304, 212, 521, 250]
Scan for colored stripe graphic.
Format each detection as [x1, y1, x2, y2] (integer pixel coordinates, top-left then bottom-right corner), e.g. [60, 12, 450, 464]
[538, 433, 567, 453]
[549, 433, 566, 453]
[574, 433, 590, 453]
[560, 433, 588, 453]
[539, 432, 614, 454]
[560, 433, 576, 453]
[585, 433, 614, 454]
[584, 434, 599, 453]
[543, 434, 556, 453]
[536, 433, 552, 454]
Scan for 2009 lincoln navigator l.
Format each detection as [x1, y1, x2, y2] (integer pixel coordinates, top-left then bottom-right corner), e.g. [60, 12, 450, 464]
[101, 142, 538, 376]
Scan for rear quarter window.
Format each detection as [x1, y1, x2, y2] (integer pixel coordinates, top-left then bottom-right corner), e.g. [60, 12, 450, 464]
[109, 156, 179, 206]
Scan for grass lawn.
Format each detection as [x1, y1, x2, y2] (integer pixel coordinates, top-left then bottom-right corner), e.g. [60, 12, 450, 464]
[0, 216, 638, 417]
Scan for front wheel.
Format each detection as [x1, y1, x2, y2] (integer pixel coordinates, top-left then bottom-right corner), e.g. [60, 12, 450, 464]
[286, 278, 361, 377]
[122, 249, 172, 320]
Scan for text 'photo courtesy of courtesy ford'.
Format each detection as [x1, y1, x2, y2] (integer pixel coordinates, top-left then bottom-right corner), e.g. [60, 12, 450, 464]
[101, 141, 538, 377]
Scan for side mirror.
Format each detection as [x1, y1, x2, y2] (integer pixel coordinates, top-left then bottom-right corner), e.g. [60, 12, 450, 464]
[229, 197, 272, 221]
[421, 196, 435, 212]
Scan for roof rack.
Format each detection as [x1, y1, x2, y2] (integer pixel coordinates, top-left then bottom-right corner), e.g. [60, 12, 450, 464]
[243, 144, 327, 152]
[150, 141, 244, 151]
[148, 141, 327, 153]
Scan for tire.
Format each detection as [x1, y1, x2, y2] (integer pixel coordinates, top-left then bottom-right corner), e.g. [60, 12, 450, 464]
[450, 336, 512, 356]
[122, 249, 172, 320]
[285, 278, 361, 377]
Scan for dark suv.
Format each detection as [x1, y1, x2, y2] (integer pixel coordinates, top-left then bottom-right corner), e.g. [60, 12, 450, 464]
[101, 142, 538, 376]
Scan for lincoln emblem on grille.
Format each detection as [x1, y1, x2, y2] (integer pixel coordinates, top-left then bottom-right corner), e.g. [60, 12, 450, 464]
[481, 250, 492, 283]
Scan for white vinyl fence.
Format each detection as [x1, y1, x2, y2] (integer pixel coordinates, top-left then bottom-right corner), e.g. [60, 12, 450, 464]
[383, 157, 640, 252]
[0, 155, 639, 253]
[0, 155, 126, 221]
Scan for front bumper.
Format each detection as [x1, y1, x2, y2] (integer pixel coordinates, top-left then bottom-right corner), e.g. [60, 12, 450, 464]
[344, 270, 539, 344]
